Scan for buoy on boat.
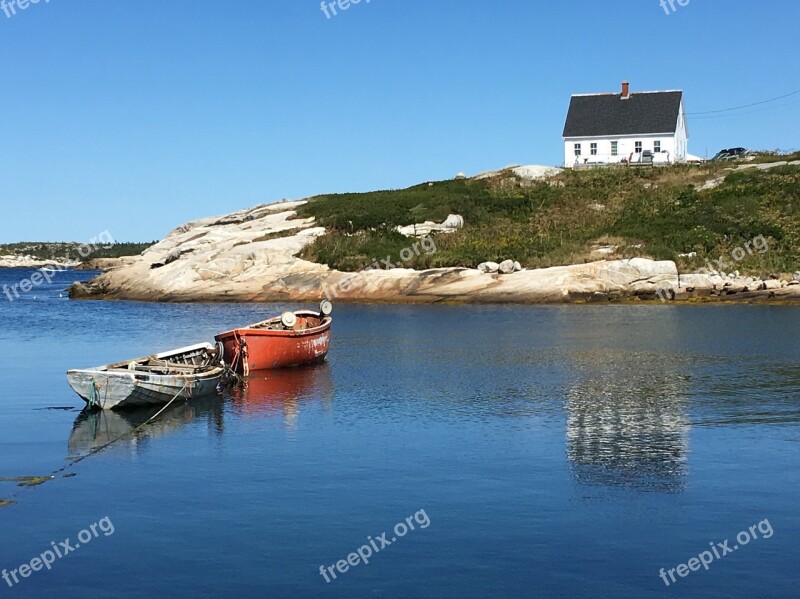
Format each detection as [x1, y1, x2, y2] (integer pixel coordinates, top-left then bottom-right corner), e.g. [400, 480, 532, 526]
[281, 311, 297, 329]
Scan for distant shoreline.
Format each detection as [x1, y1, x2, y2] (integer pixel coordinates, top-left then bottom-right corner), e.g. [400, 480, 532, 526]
[66, 293, 800, 307]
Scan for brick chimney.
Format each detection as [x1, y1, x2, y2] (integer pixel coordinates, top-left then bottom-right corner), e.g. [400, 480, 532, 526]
[621, 81, 630, 99]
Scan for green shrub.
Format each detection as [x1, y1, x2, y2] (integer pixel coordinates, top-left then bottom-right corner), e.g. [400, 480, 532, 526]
[298, 164, 800, 274]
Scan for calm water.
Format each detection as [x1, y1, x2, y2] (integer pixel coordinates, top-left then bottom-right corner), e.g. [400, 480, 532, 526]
[0, 268, 799, 598]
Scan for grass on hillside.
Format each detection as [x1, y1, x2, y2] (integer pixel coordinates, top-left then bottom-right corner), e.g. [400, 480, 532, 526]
[746, 150, 800, 164]
[297, 162, 800, 277]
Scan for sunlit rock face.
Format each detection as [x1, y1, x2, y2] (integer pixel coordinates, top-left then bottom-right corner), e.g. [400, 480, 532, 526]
[66, 199, 800, 304]
[67, 202, 688, 304]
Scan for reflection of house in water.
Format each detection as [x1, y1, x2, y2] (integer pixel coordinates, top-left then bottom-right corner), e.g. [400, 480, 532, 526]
[565, 351, 691, 493]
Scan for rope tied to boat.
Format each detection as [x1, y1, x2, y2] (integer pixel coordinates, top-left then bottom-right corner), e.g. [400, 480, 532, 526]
[88, 379, 98, 410]
[178, 373, 194, 399]
[87, 377, 109, 410]
[62, 382, 190, 472]
[230, 332, 249, 377]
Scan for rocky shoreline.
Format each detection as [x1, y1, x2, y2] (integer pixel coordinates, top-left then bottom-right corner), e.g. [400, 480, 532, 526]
[72, 256, 138, 271]
[67, 200, 800, 305]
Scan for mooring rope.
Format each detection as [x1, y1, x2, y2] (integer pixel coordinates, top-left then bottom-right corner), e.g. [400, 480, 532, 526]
[0, 383, 189, 507]
[229, 333, 249, 377]
[2, 344, 243, 507]
[88, 379, 98, 410]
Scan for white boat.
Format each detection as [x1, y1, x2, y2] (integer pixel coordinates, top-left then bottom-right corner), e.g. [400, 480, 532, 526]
[67, 343, 225, 410]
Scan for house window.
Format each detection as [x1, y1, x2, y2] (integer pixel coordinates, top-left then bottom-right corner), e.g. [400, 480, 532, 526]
[590, 143, 598, 156]
[635, 141, 643, 154]
[654, 141, 661, 153]
[611, 141, 618, 157]
[574, 143, 582, 157]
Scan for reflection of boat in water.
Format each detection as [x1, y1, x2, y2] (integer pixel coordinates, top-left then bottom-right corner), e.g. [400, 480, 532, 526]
[68, 394, 224, 455]
[227, 363, 334, 425]
[565, 351, 691, 493]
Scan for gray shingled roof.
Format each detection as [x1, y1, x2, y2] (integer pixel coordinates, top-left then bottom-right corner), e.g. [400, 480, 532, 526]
[563, 91, 683, 137]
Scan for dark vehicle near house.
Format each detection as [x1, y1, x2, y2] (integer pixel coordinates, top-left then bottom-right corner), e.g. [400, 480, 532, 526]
[711, 147, 749, 161]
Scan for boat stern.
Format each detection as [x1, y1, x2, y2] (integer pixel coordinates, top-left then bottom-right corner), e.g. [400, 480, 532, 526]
[67, 370, 136, 410]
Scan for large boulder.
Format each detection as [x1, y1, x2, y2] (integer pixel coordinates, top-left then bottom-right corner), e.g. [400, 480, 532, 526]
[396, 214, 464, 237]
[498, 260, 516, 274]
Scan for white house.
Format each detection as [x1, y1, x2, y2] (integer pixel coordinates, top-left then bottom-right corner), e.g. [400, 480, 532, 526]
[562, 81, 688, 167]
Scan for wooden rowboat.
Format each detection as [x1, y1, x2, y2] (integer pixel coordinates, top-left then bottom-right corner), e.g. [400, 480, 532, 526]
[215, 302, 332, 374]
[67, 343, 225, 410]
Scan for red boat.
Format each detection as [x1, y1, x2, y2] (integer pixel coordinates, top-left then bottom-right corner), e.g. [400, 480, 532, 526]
[215, 302, 332, 375]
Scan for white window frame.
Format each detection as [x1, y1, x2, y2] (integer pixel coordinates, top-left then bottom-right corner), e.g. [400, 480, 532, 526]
[611, 141, 618, 157]
[654, 141, 661, 153]
[590, 143, 598, 156]
[635, 141, 643, 154]
[574, 143, 582, 157]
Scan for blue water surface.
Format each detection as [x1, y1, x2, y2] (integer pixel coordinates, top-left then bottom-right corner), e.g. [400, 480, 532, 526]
[0, 267, 798, 598]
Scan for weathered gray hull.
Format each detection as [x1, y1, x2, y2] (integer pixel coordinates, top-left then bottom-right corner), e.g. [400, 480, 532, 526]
[67, 369, 223, 410]
[67, 342, 225, 410]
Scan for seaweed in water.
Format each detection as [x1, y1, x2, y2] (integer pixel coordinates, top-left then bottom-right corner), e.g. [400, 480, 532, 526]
[0, 476, 55, 487]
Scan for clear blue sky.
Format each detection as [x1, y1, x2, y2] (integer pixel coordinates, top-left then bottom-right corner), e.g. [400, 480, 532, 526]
[1, 0, 798, 242]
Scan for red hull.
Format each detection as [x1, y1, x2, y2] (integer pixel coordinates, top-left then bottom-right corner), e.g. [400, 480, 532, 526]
[215, 311, 331, 374]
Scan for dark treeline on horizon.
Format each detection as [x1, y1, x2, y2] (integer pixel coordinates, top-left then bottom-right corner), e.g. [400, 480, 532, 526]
[0, 241, 156, 260]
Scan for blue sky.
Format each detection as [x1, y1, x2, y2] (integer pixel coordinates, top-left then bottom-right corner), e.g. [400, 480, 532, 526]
[1, 0, 798, 242]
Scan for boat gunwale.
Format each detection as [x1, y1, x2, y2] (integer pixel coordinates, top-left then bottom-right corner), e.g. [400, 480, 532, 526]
[215, 313, 332, 340]
[66, 364, 226, 379]
[66, 342, 223, 375]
